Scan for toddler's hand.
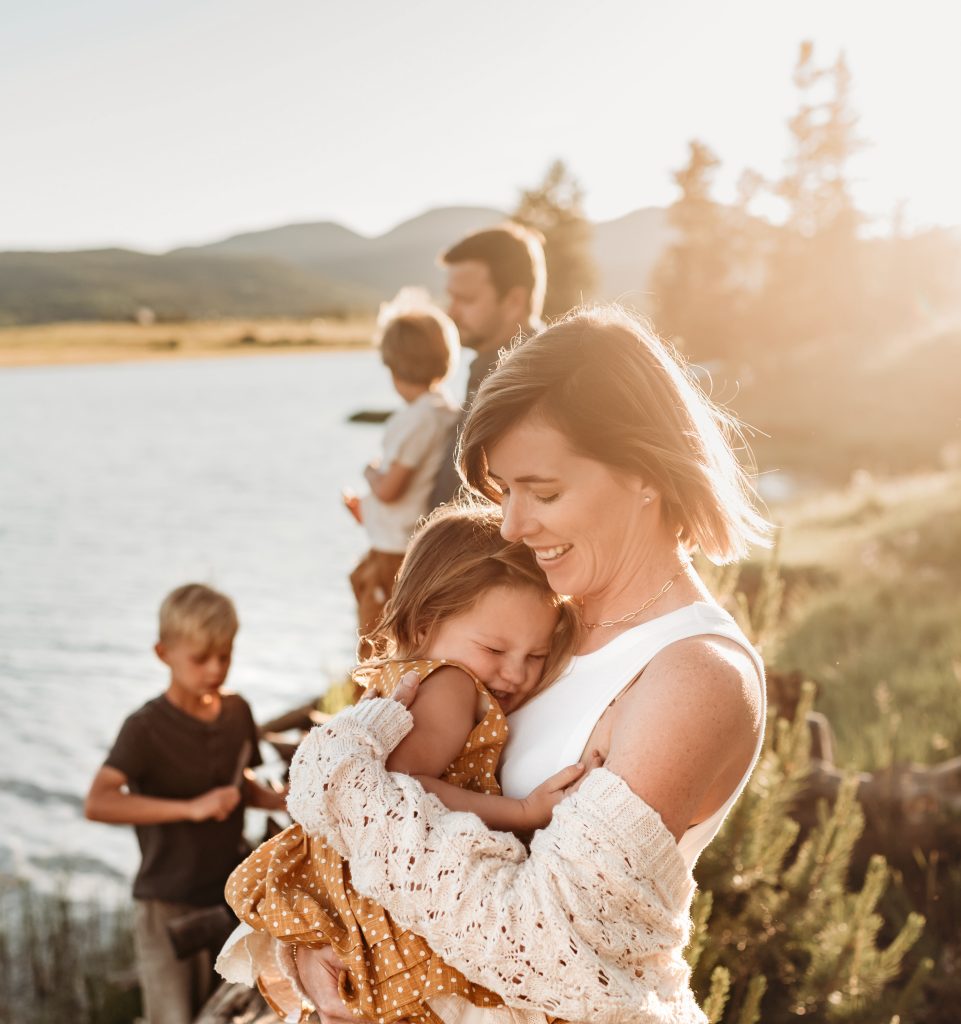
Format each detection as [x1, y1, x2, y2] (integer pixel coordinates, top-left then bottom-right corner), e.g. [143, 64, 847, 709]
[565, 748, 605, 797]
[189, 785, 241, 822]
[518, 762, 586, 829]
[342, 489, 362, 524]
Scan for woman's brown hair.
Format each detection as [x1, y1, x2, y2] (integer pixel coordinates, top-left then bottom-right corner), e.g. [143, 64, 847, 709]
[361, 503, 577, 690]
[459, 306, 772, 564]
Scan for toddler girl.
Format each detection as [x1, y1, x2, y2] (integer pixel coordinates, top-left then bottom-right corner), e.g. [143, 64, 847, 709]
[217, 504, 580, 1024]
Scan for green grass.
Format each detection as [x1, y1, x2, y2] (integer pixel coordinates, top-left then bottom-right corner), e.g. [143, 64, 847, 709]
[0, 877, 139, 1024]
[769, 471, 961, 770]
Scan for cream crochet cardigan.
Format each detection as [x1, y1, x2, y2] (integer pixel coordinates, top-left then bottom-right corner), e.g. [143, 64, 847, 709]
[286, 698, 707, 1024]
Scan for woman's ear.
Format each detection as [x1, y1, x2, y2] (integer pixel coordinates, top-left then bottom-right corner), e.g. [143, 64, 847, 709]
[625, 474, 658, 504]
[635, 480, 660, 506]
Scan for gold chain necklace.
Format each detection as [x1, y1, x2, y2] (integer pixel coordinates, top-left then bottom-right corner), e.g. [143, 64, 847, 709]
[581, 565, 688, 631]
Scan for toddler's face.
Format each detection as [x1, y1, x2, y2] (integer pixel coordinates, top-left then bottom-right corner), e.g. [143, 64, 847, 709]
[425, 584, 559, 714]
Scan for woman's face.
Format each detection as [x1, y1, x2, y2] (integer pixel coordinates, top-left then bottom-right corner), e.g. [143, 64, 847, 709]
[425, 584, 559, 713]
[486, 417, 649, 601]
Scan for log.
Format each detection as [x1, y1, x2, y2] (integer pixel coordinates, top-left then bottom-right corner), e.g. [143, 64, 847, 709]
[195, 982, 272, 1024]
[348, 409, 392, 424]
[258, 704, 330, 736]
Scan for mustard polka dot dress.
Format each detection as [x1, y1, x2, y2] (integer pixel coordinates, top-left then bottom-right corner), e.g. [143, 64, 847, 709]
[225, 659, 509, 1024]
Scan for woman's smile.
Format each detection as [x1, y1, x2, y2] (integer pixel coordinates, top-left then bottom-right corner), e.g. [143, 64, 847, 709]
[531, 543, 572, 563]
[488, 418, 649, 603]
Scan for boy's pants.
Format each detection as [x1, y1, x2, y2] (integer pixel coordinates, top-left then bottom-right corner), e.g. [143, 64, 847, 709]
[133, 899, 215, 1024]
[349, 548, 406, 660]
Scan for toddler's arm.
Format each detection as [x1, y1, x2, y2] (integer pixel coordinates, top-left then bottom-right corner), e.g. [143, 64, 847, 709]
[416, 764, 585, 833]
[84, 765, 240, 825]
[383, 666, 477, 777]
[381, 664, 589, 832]
[364, 460, 414, 503]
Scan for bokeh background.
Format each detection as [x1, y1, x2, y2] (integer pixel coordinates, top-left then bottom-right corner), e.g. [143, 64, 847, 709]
[1, 2, 959, 1021]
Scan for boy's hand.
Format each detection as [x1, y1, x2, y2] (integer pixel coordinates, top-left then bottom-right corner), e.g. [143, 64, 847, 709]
[517, 762, 586, 830]
[342, 489, 363, 525]
[189, 785, 241, 822]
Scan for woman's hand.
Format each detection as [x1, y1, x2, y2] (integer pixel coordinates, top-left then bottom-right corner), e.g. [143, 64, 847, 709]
[295, 946, 347, 1024]
[360, 670, 422, 708]
[296, 946, 409, 1024]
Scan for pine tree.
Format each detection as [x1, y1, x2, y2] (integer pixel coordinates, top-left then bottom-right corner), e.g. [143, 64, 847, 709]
[652, 141, 754, 363]
[760, 41, 867, 346]
[514, 160, 597, 319]
[686, 554, 932, 1022]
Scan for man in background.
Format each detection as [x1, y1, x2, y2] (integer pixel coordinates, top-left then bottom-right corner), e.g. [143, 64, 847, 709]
[429, 222, 547, 508]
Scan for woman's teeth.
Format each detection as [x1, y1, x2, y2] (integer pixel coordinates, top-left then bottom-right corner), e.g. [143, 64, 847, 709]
[536, 544, 572, 562]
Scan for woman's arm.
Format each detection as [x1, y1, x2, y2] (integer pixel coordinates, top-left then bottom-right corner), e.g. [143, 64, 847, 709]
[286, 687, 711, 1024]
[604, 637, 763, 840]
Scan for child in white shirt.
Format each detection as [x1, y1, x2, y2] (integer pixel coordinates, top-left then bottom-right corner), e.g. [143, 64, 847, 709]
[345, 290, 460, 657]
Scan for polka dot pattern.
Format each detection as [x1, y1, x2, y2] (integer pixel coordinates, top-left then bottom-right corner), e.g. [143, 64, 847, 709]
[225, 659, 508, 1024]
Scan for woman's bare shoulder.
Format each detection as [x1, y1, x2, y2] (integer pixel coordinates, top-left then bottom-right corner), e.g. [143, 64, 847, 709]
[604, 634, 763, 839]
[651, 632, 763, 716]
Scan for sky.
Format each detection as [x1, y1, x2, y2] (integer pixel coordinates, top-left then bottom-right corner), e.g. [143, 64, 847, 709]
[2, 0, 958, 252]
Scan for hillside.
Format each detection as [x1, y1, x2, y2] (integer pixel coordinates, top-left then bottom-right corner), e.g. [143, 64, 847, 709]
[183, 206, 510, 295]
[733, 325, 961, 484]
[189, 205, 673, 301]
[0, 249, 379, 325]
[0, 205, 673, 325]
[593, 206, 673, 306]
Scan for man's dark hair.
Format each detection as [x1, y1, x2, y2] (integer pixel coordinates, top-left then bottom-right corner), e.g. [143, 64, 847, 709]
[441, 222, 546, 316]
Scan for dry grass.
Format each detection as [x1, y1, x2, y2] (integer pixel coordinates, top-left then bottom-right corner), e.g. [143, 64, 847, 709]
[0, 316, 377, 368]
[772, 470, 961, 569]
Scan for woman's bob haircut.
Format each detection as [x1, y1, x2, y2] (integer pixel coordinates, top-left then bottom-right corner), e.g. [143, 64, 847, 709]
[458, 306, 773, 564]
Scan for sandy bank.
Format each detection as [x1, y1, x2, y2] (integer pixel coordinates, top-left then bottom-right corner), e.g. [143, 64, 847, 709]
[0, 317, 376, 369]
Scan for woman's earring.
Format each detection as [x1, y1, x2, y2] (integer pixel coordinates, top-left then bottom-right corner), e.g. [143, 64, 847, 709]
[642, 495, 652, 506]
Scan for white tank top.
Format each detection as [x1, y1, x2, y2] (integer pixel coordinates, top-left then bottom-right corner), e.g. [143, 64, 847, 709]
[500, 601, 766, 870]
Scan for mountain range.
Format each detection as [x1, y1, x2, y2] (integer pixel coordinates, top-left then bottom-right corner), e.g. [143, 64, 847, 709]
[0, 206, 671, 325]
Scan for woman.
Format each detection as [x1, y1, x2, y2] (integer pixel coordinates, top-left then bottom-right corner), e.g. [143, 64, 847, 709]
[289, 307, 771, 1024]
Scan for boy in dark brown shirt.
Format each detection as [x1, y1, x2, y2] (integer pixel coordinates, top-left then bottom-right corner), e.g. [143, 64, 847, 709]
[85, 583, 285, 1024]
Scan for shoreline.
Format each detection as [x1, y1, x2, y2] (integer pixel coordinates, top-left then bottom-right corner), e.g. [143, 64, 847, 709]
[0, 317, 376, 369]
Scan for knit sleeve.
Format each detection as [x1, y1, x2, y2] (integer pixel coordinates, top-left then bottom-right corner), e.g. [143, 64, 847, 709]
[286, 700, 705, 1024]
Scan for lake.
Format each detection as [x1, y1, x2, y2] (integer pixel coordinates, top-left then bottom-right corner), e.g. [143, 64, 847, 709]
[0, 348, 794, 904]
[0, 350, 420, 901]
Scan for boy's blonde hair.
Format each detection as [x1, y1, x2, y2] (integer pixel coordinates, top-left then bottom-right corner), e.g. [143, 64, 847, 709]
[158, 583, 238, 649]
[377, 288, 459, 386]
[460, 306, 773, 564]
[362, 503, 577, 692]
